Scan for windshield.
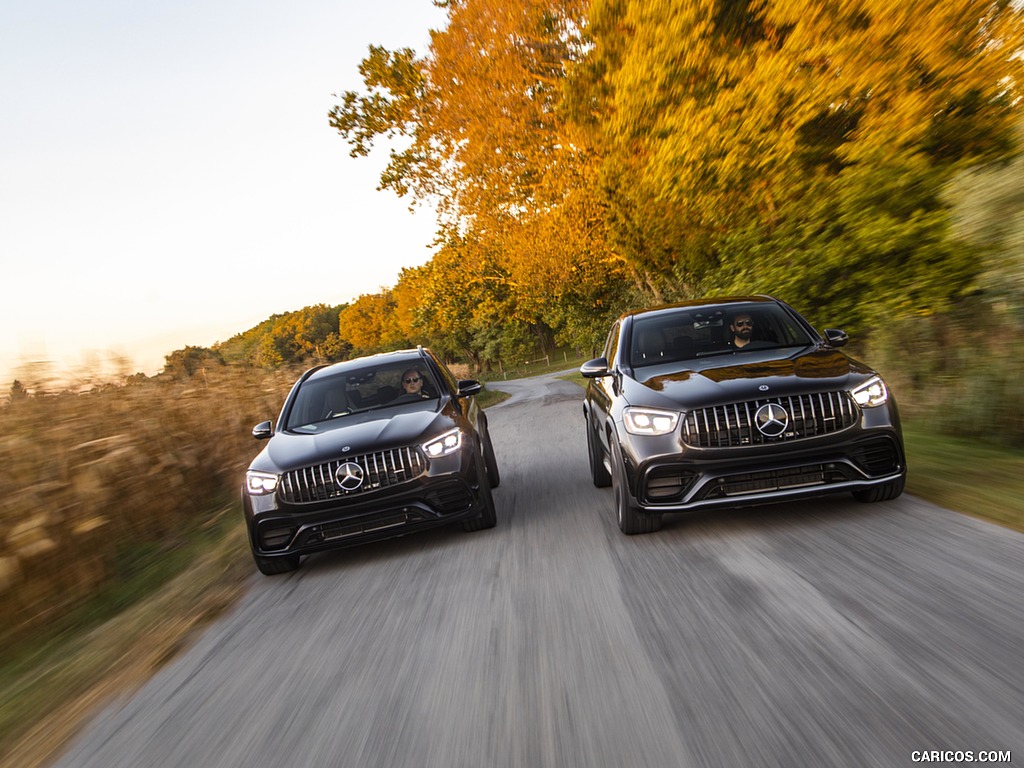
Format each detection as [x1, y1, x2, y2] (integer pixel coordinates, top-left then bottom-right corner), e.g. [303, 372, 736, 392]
[630, 303, 815, 368]
[284, 362, 440, 431]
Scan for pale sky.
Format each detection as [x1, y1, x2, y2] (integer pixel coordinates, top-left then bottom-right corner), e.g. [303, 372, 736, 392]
[1, 0, 445, 385]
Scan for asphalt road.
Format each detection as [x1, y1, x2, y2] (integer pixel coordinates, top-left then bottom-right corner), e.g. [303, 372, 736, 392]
[54, 372, 1023, 767]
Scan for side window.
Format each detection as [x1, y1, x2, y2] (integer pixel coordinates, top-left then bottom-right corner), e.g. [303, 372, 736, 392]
[603, 322, 621, 367]
[756, 313, 781, 344]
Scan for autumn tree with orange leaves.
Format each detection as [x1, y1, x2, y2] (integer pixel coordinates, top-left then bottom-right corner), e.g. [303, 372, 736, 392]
[332, 0, 636, 362]
[332, 0, 1024, 359]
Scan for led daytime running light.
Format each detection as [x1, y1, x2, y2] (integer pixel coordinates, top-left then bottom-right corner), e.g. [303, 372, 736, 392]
[623, 407, 679, 436]
[423, 428, 462, 458]
[852, 376, 889, 408]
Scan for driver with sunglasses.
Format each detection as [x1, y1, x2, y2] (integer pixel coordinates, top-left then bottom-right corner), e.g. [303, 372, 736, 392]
[398, 368, 431, 400]
[728, 313, 755, 349]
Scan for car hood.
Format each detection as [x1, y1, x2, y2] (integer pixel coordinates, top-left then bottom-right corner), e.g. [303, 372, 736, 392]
[626, 347, 875, 409]
[251, 404, 457, 473]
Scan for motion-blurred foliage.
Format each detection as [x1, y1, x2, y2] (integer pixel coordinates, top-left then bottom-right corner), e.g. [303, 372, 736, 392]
[0, 367, 296, 650]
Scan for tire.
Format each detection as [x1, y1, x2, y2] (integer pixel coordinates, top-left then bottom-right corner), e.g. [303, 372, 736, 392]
[610, 438, 661, 535]
[587, 417, 612, 488]
[463, 449, 498, 532]
[253, 552, 300, 575]
[482, 425, 501, 489]
[852, 476, 905, 503]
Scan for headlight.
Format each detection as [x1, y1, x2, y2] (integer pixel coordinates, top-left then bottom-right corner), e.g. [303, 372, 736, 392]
[851, 376, 889, 408]
[246, 471, 279, 495]
[423, 428, 462, 458]
[623, 407, 679, 436]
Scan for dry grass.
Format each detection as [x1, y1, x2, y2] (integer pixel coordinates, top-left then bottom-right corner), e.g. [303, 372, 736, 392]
[0, 365, 296, 650]
[0, 510, 252, 767]
[0, 364, 298, 765]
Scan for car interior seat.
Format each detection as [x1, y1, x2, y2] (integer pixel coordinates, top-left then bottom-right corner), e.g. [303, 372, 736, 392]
[636, 328, 665, 362]
[670, 336, 696, 360]
[376, 385, 397, 404]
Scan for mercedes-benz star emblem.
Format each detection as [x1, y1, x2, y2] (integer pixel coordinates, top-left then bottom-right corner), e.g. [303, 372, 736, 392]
[754, 403, 789, 438]
[335, 461, 365, 491]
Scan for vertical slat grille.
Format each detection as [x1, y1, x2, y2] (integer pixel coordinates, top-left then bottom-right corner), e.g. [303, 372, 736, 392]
[682, 391, 857, 447]
[279, 446, 428, 504]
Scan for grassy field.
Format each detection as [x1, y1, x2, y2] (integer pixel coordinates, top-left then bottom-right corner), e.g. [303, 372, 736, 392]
[903, 424, 1024, 533]
[0, 509, 253, 768]
[2, 362, 1022, 766]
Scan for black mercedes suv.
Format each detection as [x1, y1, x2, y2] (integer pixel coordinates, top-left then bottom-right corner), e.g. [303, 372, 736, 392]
[243, 347, 499, 574]
[581, 296, 906, 534]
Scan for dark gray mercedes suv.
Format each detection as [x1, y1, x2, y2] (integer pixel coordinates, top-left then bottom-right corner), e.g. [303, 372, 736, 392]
[243, 347, 499, 574]
[581, 296, 906, 534]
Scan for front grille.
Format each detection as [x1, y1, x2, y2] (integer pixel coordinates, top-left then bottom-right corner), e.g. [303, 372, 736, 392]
[279, 447, 427, 504]
[682, 391, 858, 448]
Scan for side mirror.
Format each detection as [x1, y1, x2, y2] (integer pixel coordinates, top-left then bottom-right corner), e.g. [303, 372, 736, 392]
[824, 329, 849, 347]
[580, 357, 610, 378]
[252, 420, 273, 440]
[456, 380, 482, 397]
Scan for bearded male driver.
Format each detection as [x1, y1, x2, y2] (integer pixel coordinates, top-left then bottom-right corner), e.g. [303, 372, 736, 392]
[728, 313, 754, 349]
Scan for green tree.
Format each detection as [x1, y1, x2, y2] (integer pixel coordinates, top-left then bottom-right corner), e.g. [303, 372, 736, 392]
[216, 305, 345, 368]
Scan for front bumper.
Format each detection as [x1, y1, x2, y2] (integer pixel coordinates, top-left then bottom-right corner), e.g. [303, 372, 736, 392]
[243, 457, 486, 558]
[619, 428, 906, 514]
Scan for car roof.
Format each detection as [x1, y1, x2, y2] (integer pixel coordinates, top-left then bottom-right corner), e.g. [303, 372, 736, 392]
[303, 348, 430, 383]
[620, 295, 779, 322]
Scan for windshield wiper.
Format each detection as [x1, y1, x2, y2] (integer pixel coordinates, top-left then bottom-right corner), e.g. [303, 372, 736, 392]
[696, 349, 737, 358]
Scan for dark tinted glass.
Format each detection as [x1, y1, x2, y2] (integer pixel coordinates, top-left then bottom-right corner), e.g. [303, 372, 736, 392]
[630, 303, 814, 367]
[286, 364, 437, 429]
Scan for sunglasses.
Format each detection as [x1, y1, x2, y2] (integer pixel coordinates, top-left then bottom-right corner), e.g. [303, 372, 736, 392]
[403, 377, 421, 384]
[734, 320, 753, 327]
